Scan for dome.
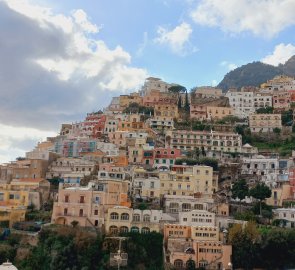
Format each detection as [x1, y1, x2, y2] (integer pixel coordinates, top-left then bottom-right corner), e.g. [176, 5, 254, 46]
[0, 261, 18, 270]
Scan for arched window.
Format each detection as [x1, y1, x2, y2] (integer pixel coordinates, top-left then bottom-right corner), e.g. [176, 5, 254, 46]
[130, 226, 139, 233]
[174, 259, 183, 269]
[133, 214, 140, 222]
[110, 212, 119, 220]
[120, 226, 129, 233]
[143, 214, 150, 222]
[141, 227, 150, 234]
[121, 213, 129, 220]
[109, 226, 118, 235]
[169, 203, 179, 213]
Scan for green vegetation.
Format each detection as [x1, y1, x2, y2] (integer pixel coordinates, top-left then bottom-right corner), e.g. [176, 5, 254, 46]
[229, 223, 295, 269]
[123, 102, 154, 116]
[175, 157, 218, 171]
[256, 106, 274, 114]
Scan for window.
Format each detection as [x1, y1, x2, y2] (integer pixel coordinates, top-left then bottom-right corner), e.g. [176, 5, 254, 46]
[133, 214, 140, 222]
[9, 194, 14, 200]
[141, 227, 150, 234]
[80, 196, 85, 203]
[0, 193, 3, 201]
[94, 209, 99, 215]
[143, 214, 150, 222]
[65, 195, 69, 203]
[64, 208, 68, 215]
[121, 213, 129, 220]
[110, 212, 119, 220]
[79, 209, 84, 217]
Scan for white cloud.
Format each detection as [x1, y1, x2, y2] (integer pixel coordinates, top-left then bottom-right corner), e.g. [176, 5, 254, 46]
[220, 61, 237, 71]
[0, 0, 148, 163]
[190, 0, 295, 37]
[262, 43, 295, 66]
[0, 124, 55, 163]
[154, 22, 196, 55]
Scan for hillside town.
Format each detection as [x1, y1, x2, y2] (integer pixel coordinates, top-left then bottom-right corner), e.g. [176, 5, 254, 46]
[1, 75, 295, 269]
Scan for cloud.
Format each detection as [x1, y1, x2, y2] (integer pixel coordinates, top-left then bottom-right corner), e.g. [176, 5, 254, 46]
[0, 0, 148, 163]
[262, 43, 295, 66]
[220, 61, 237, 71]
[0, 124, 56, 163]
[154, 22, 196, 56]
[0, 0, 148, 131]
[190, 0, 295, 37]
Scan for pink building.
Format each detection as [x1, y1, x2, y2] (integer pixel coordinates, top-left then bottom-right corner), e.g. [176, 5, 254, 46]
[51, 180, 130, 227]
[154, 148, 182, 169]
[273, 91, 291, 111]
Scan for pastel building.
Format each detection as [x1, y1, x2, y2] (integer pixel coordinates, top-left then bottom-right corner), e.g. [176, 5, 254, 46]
[166, 130, 242, 153]
[272, 91, 291, 111]
[153, 148, 182, 169]
[51, 180, 130, 227]
[273, 208, 295, 228]
[105, 207, 175, 234]
[159, 165, 216, 198]
[164, 224, 232, 270]
[249, 113, 282, 133]
[154, 104, 179, 118]
[206, 106, 233, 120]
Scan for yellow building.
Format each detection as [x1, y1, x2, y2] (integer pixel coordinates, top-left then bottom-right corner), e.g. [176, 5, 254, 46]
[206, 106, 233, 120]
[159, 165, 215, 198]
[154, 104, 179, 118]
[0, 184, 30, 207]
[0, 205, 26, 227]
[249, 113, 282, 133]
[119, 93, 143, 108]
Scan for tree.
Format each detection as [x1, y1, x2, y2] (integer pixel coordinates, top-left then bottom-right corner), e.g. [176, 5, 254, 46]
[249, 183, 271, 216]
[168, 85, 187, 94]
[273, 127, 281, 135]
[184, 90, 190, 113]
[256, 106, 274, 114]
[231, 179, 249, 201]
[231, 179, 249, 212]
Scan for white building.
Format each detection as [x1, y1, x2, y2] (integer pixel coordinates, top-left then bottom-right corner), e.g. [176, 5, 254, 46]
[253, 93, 272, 109]
[96, 142, 119, 156]
[178, 210, 215, 226]
[226, 90, 254, 118]
[241, 155, 279, 183]
[147, 117, 174, 131]
[273, 208, 295, 228]
[139, 77, 174, 96]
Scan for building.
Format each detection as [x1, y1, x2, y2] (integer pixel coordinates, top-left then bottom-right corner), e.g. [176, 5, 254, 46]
[147, 116, 174, 131]
[206, 106, 233, 120]
[273, 208, 295, 228]
[253, 93, 272, 110]
[164, 224, 232, 270]
[272, 91, 291, 111]
[178, 209, 215, 227]
[140, 77, 173, 96]
[194, 87, 223, 99]
[226, 90, 254, 118]
[153, 148, 182, 169]
[166, 130, 242, 153]
[249, 113, 282, 133]
[51, 180, 130, 227]
[159, 165, 216, 198]
[154, 104, 179, 118]
[105, 207, 175, 234]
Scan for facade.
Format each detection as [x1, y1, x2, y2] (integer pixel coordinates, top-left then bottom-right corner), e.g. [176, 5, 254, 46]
[178, 210, 215, 227]
[272, 91, 291, 111]
[140, 77, 173, 96]
[159, 165, 216, 198]
[166, 130, 242, 153]
[206, 106, 233, 120]
[194, 87, 223, 99]
[253, 93, 272, 110]
[164, 224, 232, 270]
[154, 104, 179, 118]
[249, 113, 282, 133]
[273, 208, 295, 227]
[147, 116, 174, 131]
[51, 180, 130, 227]
[226, 90, 254, 118]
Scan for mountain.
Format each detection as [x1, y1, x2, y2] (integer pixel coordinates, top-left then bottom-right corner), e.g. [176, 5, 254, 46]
[217, 56, 295, 91]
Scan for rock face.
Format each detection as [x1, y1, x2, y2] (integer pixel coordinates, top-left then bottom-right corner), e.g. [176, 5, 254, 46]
[218, 56, 295, 91]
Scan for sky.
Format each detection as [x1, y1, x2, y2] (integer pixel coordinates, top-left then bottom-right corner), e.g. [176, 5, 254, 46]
[1, 0, 295, 163]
